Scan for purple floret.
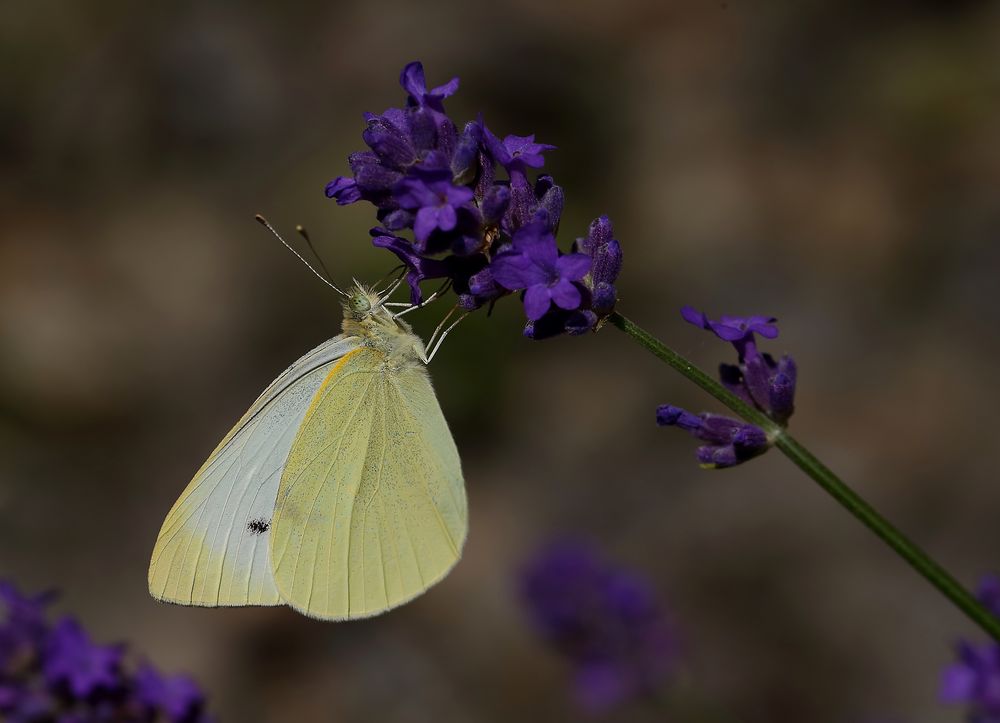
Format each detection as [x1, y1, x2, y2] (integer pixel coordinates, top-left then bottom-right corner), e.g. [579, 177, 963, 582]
[483, 127, 556, 171]
[400, 61, 459, 114]
[681, 306, 778, 360]
[394, 173, 475, 244]
[491, 223, 591, 321]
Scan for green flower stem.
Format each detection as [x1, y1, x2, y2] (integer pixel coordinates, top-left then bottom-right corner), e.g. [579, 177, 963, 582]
[608, 311, 1000, 642]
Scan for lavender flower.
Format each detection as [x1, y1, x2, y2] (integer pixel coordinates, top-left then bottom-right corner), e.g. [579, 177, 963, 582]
[656, 405, 770, 468]
[491, 222, 591, 321]
[483, 130, 556, 171]
[135, 664, 209, 722]
[680, 306, 778, 358]
[0, 578, 213, 722]
[400, 61, 459, 115]
[941, 575, 1000, 722]
[324, 61, 622, 338]
[395, 172, 475, 245]
[43, 619, 123, 699]
[658, 307, 796, 468]
[519, 541, 678, 713]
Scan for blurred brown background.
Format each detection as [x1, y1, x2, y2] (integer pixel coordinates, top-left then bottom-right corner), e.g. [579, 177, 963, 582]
[3, 0, 1000, 721]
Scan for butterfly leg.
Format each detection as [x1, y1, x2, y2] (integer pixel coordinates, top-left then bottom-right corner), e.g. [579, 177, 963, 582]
[424, 310, 469, 363]
[391, 280, 452, 319]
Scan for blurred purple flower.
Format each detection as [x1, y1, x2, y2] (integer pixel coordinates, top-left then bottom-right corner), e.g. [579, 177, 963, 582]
[979, 576, 1000, 617]
[0, 578, 213, 722]
[43, 619, 122, 698]
[135, 663, 208, 722]
[519, 541, 679, 713]
[941, 575, 1000, 722]
[0, 581, 53, 666]
[323, 61, 621, 336]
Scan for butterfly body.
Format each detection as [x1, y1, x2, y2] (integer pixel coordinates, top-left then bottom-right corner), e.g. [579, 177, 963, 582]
[148, 285, 466, 620]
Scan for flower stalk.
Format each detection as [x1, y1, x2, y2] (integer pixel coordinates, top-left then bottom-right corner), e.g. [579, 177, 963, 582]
[608, 311, 1000, 643]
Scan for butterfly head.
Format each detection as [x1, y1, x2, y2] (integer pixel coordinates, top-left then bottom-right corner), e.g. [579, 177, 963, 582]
[341, 282, 425, 362]
[343, 284, 389, 321]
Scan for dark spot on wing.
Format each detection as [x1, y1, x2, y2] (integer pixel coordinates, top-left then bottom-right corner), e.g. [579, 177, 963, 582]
[247, 518, 270, 535]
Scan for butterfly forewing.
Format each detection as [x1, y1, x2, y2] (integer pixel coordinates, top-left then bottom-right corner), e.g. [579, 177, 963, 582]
[147, 335, 360, 607]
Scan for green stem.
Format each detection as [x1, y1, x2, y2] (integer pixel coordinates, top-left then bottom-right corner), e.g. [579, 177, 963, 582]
[609, 311, 1000, 642]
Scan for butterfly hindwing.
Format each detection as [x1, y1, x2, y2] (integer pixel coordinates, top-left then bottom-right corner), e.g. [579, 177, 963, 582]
[269, 345, 467, 620]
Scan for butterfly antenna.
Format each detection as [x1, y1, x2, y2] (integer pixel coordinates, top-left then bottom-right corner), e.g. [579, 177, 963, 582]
[376, 274, 407, 307]
[372, 265, 406, 296]
[294, 224, 336, 284]
[255, 215, 346, 297]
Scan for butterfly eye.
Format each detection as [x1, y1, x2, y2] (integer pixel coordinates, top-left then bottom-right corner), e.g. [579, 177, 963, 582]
[349, 294, 372, 315]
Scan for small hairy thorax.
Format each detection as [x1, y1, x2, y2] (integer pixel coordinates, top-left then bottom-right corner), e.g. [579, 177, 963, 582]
[340, 285, 427, 369]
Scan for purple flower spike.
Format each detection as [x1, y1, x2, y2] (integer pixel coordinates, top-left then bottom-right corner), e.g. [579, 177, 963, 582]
[656, 404, 770, 469]
[519, 541, 678, 713]
[681, 306, 796, 427]
[43, 618, 123, 698]
[491, 223, 591, 321]
[940, 574, 1000, 722]
[135, 664, 208, 722]
[0, 580, 54, 634]
[400, 61, 459, 114]
[2, 577, 215, 722]
[322, 62, 624, 339]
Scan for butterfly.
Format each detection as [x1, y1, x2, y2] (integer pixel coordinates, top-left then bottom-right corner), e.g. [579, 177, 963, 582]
[148, 273, 467, 621]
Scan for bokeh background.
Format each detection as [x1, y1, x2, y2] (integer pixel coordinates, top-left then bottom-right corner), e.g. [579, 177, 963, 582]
[3, 0, 1000, 720]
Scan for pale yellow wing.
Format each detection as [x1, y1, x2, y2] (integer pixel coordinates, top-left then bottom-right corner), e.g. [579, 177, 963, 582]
[148, 335, 360, 607]
[269, 347, 467, 620]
